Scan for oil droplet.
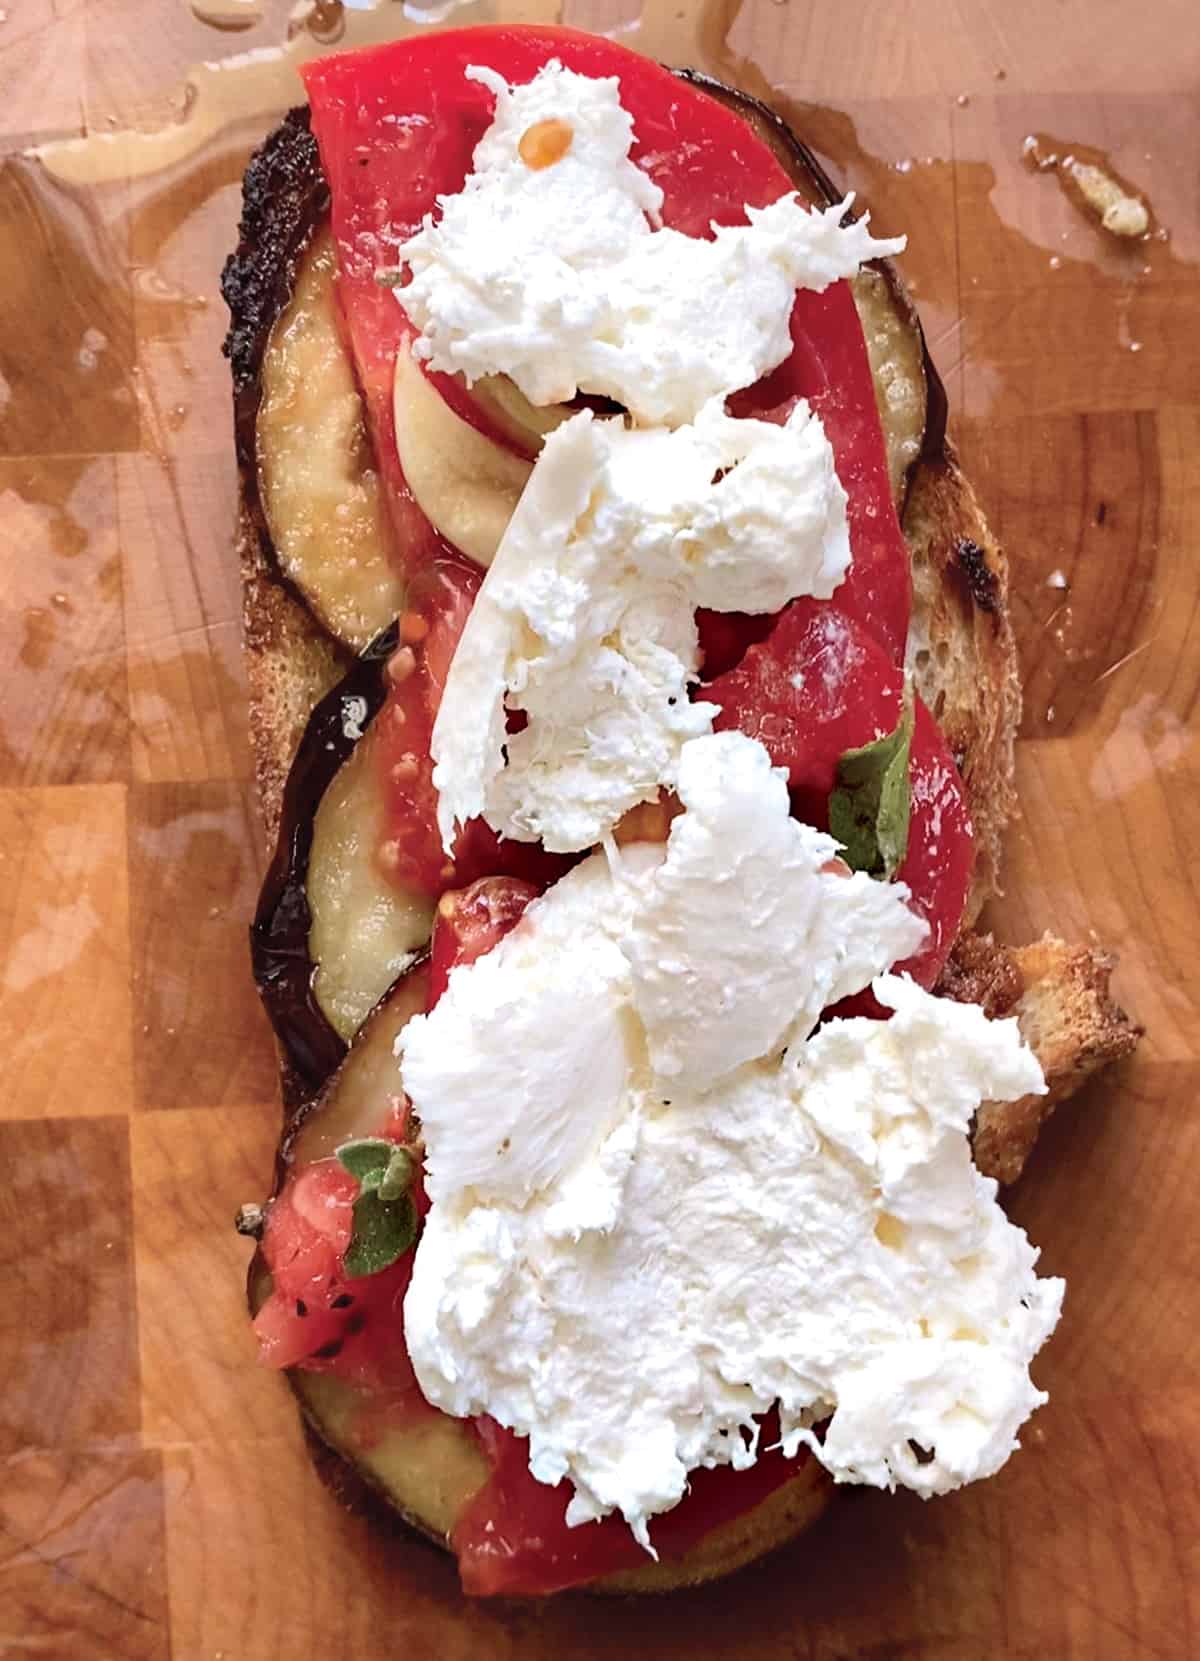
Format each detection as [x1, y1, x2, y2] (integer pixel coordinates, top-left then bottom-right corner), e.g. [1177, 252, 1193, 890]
[894, 158, 913, 176]
[189, 0, 263, 29]
[298, 0, 347, 43]
[77, 327, 108, 373]
[1046, 570, 1069, 590]
[1048, 255, 1062, 270]
[955, 93, 970, 108]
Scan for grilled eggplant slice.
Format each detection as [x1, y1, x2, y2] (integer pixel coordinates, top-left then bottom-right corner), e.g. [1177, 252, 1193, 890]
[392, 341, 533, 569]
[248, 963, 831, 1592]
[250, 628, 430, 1086]
[257, 227, 403, 648]
[248, 965, 491, 1539]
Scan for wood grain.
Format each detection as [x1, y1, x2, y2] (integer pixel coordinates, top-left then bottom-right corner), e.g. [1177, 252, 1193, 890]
[0, 1, 1195, 1656]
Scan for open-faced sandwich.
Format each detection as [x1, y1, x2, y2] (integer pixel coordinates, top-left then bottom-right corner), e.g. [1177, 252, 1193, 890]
[222, 25, 1141, 1597]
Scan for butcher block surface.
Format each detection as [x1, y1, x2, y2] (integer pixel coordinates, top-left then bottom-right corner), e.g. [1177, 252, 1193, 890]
[0, 1, 1196, 1656]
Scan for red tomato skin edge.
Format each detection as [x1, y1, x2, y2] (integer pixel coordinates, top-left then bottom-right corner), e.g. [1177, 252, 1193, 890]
[707, 597, 975, 988]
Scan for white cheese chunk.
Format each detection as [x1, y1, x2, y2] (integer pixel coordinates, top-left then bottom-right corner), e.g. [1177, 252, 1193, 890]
[404, 960, 1057, 1549]
[616, 731, 928, 1088]
[431, 402, 849, 854]
[401, 732, 1058, 1548]
[397, 60, 905, 427]
[398, 850, 655, 1208]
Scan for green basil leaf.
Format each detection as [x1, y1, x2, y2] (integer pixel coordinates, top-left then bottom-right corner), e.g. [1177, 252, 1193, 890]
[335, 1138, 394, 1190]
[343, 1191, 418, 1279]
[827, 687, 915, 881]
[377, 1146, 415, 1203]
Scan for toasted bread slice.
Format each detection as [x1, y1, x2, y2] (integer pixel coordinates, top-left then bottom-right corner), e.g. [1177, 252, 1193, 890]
[225, 76, 1139, 1594]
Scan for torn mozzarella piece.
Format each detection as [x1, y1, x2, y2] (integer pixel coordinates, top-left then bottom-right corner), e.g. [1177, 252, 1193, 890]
[616, 731, 928, 1088]
[403, 846, 1057, 1549]
[398, 60, 905, 426]
[397, 850, 654, 1208]
[431, 403, 849, 854]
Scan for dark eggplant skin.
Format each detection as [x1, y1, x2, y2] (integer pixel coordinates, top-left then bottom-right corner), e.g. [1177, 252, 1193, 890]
[248, 623, 396, 1096]
[221, 105, 327, 397]
[231, 71, 950, 1099]
[221, 106, 333, 634]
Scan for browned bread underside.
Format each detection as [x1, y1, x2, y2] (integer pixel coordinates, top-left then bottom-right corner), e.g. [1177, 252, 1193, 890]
[903, 441, 1020, 925]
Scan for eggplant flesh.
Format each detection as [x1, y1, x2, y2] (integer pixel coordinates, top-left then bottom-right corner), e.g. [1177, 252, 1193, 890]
[257, 226, 404, 650]
[307, 718, 434, 1044]
[250, 629, 397, 1091]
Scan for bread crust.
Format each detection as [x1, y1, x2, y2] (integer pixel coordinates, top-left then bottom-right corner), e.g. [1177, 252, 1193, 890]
[903, 444, 1021, 920]
[226, 78, 1138, 1596]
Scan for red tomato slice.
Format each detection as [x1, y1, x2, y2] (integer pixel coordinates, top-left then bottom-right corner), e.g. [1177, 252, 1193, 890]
[727, 284, 912, 665]
[706, 598, 974, 987]
[454, 1408, 814, 1597]
[374, 555, 573, 899]
[303, 28, 910, 659]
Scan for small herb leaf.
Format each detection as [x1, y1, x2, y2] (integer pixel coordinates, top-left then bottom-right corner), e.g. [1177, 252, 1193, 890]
[827, 686, 915, 880]
[378, 1146, 415, 1203]
[335, 1138, 394, 1189]
[343, 1190, 418, 1279]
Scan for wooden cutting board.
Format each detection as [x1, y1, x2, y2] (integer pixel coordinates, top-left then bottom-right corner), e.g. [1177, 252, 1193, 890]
[0, 2, 1196, 1655]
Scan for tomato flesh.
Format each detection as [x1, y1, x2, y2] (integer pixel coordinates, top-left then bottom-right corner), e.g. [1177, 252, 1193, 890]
[373, 555, 573, 899]
[255, 882, 535, 1385]
[427, 875, 538, 1009]
[455, 1409, 813, 1598]
[706, 598, 974, 987]
[253, 1143, 431, 1428]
